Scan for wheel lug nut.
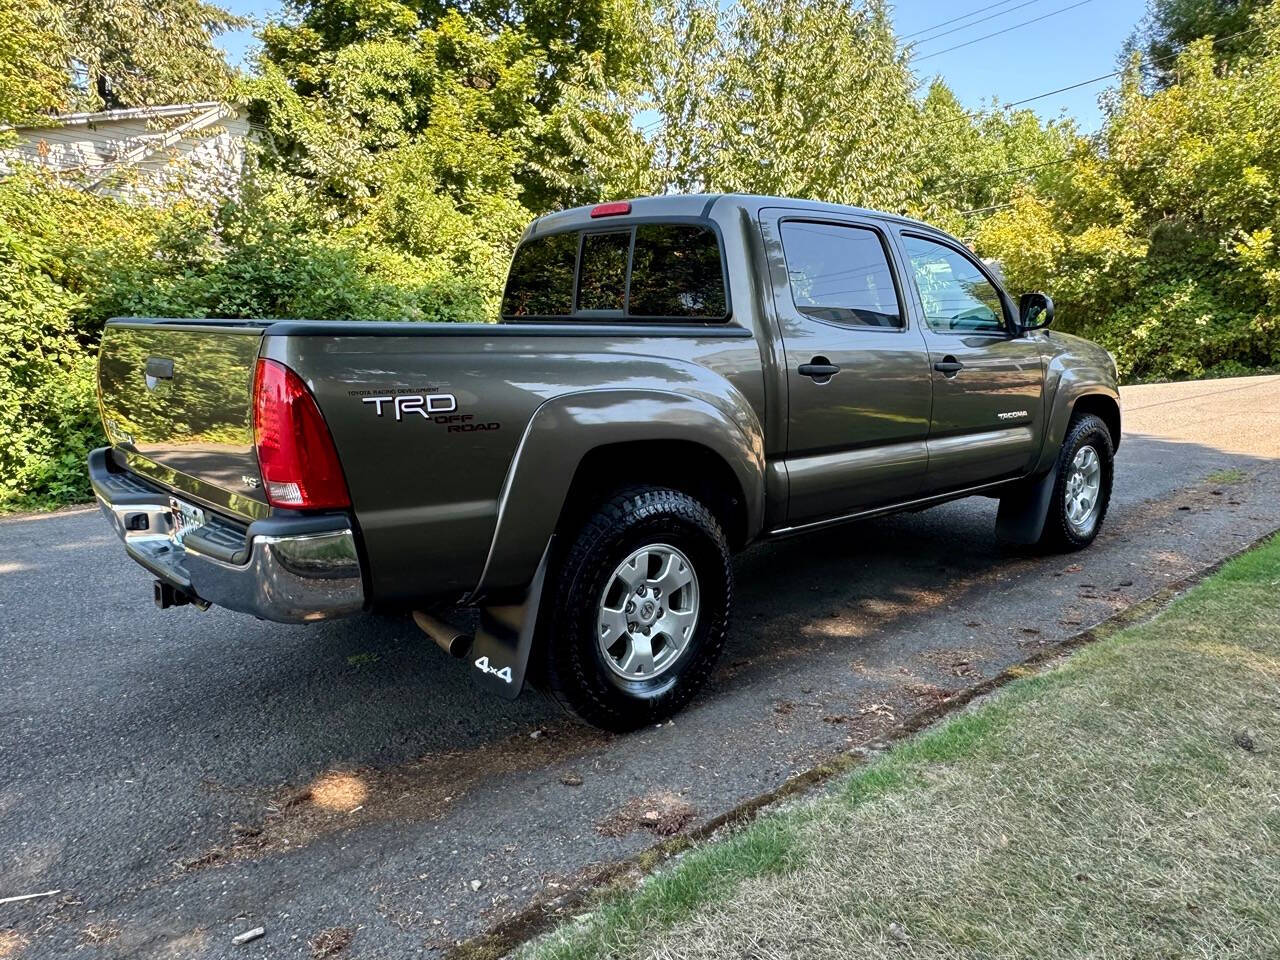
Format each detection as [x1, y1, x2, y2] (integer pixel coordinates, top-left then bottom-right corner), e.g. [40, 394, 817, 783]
[637, 586, 647, 597]
[652, 587, 661, 597]
[626, 601, 635, 613]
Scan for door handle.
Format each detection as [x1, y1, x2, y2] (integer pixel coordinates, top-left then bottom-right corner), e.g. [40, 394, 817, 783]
[798, 359, 840, 380]
[934, 357, 964, 376]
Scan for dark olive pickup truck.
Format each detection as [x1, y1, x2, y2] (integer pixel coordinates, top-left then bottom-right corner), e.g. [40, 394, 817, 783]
[90, 194, 1120, 730]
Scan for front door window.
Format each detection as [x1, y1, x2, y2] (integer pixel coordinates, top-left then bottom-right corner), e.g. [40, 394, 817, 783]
[901, 235, 1007, 335]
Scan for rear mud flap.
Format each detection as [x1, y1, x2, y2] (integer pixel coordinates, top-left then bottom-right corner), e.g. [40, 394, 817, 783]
[995, 470, 1055, 545]
[468, 538, 553, 700]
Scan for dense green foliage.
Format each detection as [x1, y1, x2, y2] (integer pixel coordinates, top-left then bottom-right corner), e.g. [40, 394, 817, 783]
[64, 0, 246, 108]
[2, 0, 1278, 508]
[978, 6, 1280, 380]
[0, 0, 69, 127]
[1125, 0, 1268, 86]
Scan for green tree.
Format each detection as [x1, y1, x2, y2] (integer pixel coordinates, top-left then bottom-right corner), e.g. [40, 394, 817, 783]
[913, 80, 1079, 232]
[706, 0, 921, 209]
[558, 0, 931, 209]
[60, 0, 245, 108]
[0, 0, 69, 129]
[978, 5, 1280, 380]
[260, 0, 649, 209]
[1124, 0, 1271, 86]
[246, 8, 552, 312]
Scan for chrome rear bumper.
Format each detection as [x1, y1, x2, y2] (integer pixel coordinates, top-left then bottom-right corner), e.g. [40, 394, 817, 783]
[89, 448, 365, 623]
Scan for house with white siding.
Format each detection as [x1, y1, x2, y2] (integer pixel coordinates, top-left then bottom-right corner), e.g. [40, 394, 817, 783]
[1, 101, 255, 203]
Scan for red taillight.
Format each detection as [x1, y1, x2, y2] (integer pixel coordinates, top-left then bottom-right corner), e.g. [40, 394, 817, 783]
[252, 358, 351, 510]
[590, 201, 631, 218]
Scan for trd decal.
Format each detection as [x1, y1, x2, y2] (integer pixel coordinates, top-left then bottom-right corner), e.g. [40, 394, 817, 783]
[363, 394, 457, 419]
[361, 393, 499, 431]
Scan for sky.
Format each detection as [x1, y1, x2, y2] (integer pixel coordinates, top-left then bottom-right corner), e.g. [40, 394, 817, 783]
[893, 0, 1148, 133]
[215, 0, 1150, 134]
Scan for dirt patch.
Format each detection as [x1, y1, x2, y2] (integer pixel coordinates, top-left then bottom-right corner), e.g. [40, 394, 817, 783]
[180, 722, 610, 873]
[309, 925, 355, 958]
[598, 791, 697, 838]
[822, 702, 898, 730]
[918, 648, 985, 668]
[0, 930, 26, 958]
[904, 682, 953, 706]
[81, 923, 120, 946]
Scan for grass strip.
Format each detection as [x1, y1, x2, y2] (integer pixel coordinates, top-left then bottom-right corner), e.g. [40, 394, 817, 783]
[524, 534, 1280, 959]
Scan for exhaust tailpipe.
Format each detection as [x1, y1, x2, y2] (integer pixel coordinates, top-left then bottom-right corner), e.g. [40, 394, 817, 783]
[413, 610, 473, 658]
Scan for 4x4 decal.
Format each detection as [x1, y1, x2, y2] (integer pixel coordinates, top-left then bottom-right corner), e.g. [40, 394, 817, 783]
[473, 655, 513, 684]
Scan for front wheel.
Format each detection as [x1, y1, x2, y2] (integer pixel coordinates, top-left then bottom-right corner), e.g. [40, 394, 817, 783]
[1040, 413, 1115, 551]
[546, 487, 732, 731]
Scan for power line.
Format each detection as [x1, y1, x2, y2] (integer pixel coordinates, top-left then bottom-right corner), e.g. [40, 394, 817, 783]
[939, 156, 1074, 191]
[634, 21, 1268, 141]
[958, 201, 1016, 216]
[915, 0, 1098, 62]
[926, 22, 1266, 128]
[900, 0, 1028, 40]
[910, 0, 1054, 47]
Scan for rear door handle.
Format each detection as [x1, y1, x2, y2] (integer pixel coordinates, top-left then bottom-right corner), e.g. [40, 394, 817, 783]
[934, 358, 964, 376]
[798, 361, 840, 380]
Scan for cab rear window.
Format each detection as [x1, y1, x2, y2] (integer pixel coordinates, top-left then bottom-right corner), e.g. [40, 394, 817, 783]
[501, 222, 728, 321]
[500, 230, 577, 317]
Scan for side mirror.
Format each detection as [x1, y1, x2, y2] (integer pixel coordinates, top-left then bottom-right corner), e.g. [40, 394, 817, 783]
[1019, 292, 1054, 332]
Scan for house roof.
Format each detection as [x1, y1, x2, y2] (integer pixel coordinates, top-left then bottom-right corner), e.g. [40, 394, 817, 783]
[9, 101, 239, 131]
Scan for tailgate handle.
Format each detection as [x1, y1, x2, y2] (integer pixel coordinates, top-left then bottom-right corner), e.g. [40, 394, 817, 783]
[145, 356, 175, 382]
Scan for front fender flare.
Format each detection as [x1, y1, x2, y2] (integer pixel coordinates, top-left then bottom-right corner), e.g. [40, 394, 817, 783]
[1034, 372, 1120, 476]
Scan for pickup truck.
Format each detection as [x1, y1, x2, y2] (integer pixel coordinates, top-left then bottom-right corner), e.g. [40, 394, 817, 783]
[90, 193, 1120, 730]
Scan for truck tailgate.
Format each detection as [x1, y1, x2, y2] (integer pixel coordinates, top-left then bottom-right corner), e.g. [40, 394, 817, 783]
[97, 320, 270, 519]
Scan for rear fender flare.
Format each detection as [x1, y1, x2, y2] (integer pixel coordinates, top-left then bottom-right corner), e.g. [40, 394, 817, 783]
[472, 388, 765, 598]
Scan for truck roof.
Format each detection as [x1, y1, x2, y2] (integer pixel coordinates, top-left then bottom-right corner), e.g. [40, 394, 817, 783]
[527, 193, 934, 239]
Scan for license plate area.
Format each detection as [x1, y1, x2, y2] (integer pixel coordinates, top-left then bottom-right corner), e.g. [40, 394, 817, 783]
[169, 497, 207, 546]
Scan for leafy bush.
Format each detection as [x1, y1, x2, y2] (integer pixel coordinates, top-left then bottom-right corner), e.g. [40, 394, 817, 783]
[7, 0, 1280, 511]
[0, 218, 99, 510]
[975, 13, 1280, 381]
[0, 167, 494, 510]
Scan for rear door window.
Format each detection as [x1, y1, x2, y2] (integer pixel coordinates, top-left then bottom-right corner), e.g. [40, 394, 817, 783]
[779, 221, 902, 328]
[501, 221, 728, 321]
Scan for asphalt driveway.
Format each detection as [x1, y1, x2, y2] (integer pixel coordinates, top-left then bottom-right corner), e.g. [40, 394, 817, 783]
[2, 375, 1279, 959]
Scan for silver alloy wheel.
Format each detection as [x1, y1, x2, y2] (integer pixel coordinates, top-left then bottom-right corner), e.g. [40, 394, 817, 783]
[1064, 444, 1103, 536]
[597, 543, 700, 681]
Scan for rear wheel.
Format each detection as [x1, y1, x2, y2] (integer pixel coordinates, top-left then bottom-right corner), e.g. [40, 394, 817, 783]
[546, 487, 732, 731]
[1040, 413, 1114, 551]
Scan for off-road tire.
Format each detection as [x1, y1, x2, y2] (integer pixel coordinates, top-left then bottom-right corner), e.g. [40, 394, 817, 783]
[1039, 412, 1115, 551]
[546, 486, 732, 731]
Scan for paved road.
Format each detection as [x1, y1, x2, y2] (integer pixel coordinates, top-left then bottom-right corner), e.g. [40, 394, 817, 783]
[2, 376, 1279, 959]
